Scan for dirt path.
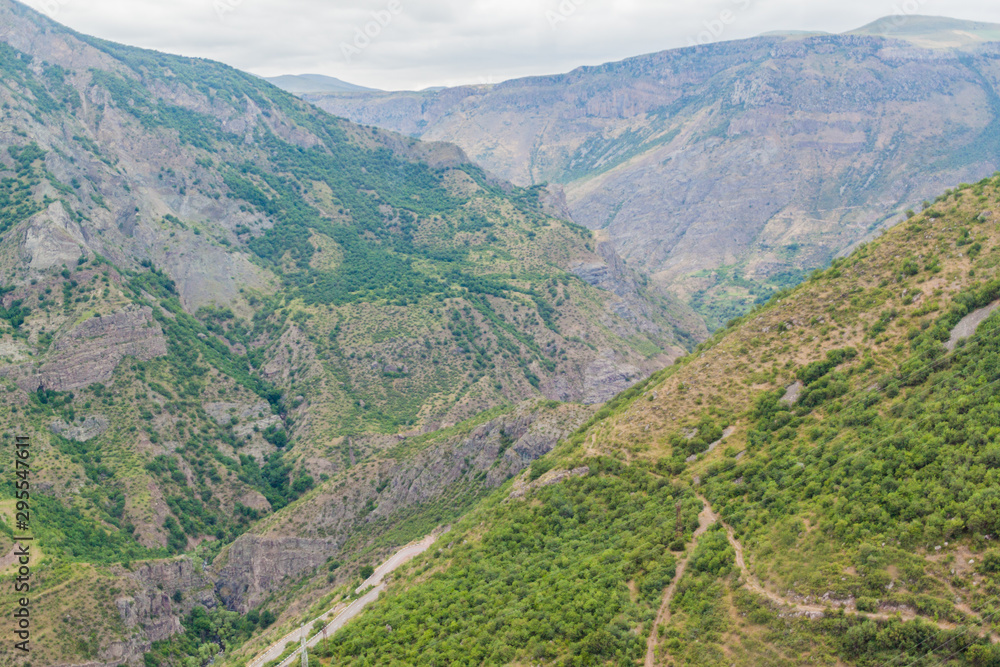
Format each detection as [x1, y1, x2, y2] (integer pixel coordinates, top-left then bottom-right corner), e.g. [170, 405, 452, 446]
[710, 497, 998, 643]
[719, 515, 921, 622]
[645, 500, 718, 667]
[646, 496, 996, 665]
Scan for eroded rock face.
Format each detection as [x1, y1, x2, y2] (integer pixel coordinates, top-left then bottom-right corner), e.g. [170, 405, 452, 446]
[99, 637, 154, 667]
[19, 305, 167, 392]
[946, 300, 1000, 350]
[237, 490, 272, 513]
[570, 241, 635, 298]
[215, 404, 591, 611]
[781, 381, 805, 405]
[22, 201, 90, 270]
[570, 240, 700, 344]
[100, 557, 217, 665]
[215, 535, 339, 612]
[49, 415, 110, 442]
[583, 350, 641, 404]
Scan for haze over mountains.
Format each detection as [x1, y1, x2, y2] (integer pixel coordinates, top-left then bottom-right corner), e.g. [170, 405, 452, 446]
[261, 73, 379, 95]
[4, 2, 1000, 666]
[849, 14, 1000, 48]
[299, 15, 1000, 328]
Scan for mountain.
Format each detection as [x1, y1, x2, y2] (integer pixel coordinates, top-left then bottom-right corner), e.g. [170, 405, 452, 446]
[300, 20, 1000, 329]
[263, 73, 379, 94]
[0, 1, 705, 665]
[7, 2, 1000, 665]
[293, 169, 1000, 667]
[849, 15, 1000, 49]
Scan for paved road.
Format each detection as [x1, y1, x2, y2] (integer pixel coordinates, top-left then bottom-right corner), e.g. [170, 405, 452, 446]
[274, 586, 384, 667]
[246, 532, 443, 667]
[357, 533, 438, 593]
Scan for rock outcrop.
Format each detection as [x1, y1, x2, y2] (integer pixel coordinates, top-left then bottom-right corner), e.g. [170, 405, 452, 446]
[19, 305, 167, 392]
[49, 415, 110, 441]
[508, 466, 590, 499]
[214, 403, 592, 611]
[946, 300, 1000, 350]
[83, 558, 220, 666]
[571, 239, 704, 343]
[582, 351, 642, 404]
[215, 536, 339, 612]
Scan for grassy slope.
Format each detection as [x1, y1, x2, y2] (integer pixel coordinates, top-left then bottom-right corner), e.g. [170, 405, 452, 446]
[299, 175, 1000, 666]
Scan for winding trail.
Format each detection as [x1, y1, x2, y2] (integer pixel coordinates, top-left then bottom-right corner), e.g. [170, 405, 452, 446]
[646, 496, 997, 665]
[644, 501, 717, 667]
[246, 531, 443, 667]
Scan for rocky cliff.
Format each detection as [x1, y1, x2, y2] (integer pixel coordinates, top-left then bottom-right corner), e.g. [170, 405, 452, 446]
[215, 401, 590, 612]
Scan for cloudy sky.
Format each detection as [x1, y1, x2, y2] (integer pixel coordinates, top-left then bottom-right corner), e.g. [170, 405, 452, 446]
[21, 0, 1000, 90]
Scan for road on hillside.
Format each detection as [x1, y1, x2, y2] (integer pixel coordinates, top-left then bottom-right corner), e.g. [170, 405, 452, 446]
[246, 531, 443, 667]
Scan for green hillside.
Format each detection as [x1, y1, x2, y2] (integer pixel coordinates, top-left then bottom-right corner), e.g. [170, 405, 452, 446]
[295, 175, 1000, 666]
[5, 1, 1000, 665]
[302, 22, 1000, 332]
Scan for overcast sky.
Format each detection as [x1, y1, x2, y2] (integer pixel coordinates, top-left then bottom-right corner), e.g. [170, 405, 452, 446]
[20, 0, 1000, 91]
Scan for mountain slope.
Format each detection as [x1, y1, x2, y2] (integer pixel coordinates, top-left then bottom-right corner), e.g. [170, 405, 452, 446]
[302, 24, 1000, 329]
[296, 172, 1000, 667]
[0, 1, 705, 665]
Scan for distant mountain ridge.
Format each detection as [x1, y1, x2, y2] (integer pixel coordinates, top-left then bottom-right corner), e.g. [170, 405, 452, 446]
[848, 14, 1000, 48]
[299, 16, 1000, 329]
[263, 72, 378, 94]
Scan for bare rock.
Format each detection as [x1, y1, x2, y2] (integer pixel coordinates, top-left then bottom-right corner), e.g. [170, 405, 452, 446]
[508, 467, 590, 499]
[19, 305, 167, 392]
[236, 490, 272, 513]
[705, 425, 736, 454]
[215, 535, 339, 612]
[947, 301, 1000, 351]
[540, 184, 573, 220]
[780, 381, 805, 405]
[49, 415, 109, 442]
[583, 350, 641, 404]
[216, 404, 591, 609]
[104, 555, 217, 661]
[21, 201, 88, 270]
